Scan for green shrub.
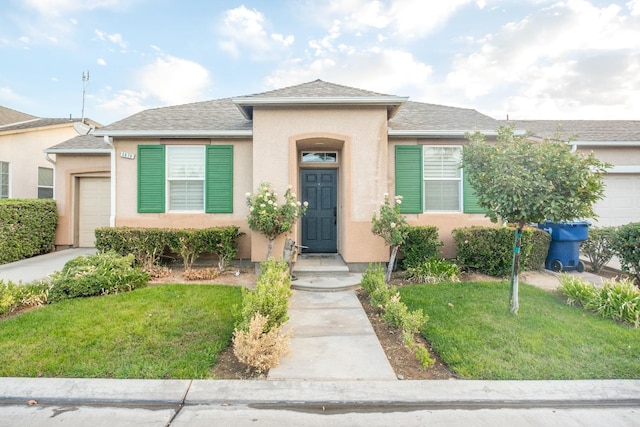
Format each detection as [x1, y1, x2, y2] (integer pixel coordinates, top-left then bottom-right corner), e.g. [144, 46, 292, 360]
[406, 259, 460, 284]
[95, 226, 243, 271]
[400, 226, 443, 269]
[581, 226, 616, 273]
[1, 280, 50, 316]
[95, 227, 170, 269]
[559, 275, 640, 327]
[200, 226, 243, 271]
[610, 222, 640, 283]
[167, 229, 208, 271]
[453, 226, 551, 276]
[237, 259, 291, 332]
[0, 199, 57, 264]
[48, 251, 149, 303]
[559, 274, 598, 307]
[360, 264, 434, 368]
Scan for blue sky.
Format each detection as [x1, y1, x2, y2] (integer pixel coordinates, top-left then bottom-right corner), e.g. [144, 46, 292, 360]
[1, 0, 639, 125]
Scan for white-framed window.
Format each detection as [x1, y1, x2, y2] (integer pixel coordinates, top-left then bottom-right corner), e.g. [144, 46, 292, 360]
[166, 146, 205, 211]
[423, 146, 462, 212]
[38, 167, 54, 199]
[0, 161, 8, 199]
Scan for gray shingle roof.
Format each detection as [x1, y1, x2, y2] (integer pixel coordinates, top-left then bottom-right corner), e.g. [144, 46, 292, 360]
[101, 98, 252, 132]
[99, 80, 499, 135]
[239, 79, 395, 98]
[45, 134, 111, 153]
[0, 106, 36, 127]
[500, 120, 640, 141]
[391, 101, 498, 131]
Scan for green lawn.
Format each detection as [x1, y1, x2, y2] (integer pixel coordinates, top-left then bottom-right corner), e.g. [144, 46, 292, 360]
[0, 285, 242, 379]
[400, 281, 640, 380]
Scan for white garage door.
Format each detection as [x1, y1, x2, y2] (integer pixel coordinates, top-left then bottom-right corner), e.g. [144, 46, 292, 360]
[78, 177, 111, 247]
[592, 174, 640, 227]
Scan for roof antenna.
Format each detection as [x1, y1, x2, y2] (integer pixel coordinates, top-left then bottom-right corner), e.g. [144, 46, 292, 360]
[81, 70, 89, 124]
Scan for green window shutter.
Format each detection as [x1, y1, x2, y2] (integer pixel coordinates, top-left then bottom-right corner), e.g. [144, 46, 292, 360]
[206, 145, 233, 213]
[463, 171, 485, 213]
[395, 145, 423, 214]
[137, 145, 165, 213]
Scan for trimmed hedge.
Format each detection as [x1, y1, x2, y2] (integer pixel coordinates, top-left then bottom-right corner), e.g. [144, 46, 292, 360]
[610, 222, 640, 282]
[95, 226, 243, 270]
[0, 199, 57, 264]
[399, 226, 443, 269]
[453, 225, 551, 277]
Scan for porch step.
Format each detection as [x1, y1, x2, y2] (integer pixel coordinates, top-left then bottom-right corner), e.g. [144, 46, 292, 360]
[292, 254, 359, 291]
[293, 253, 349, 275]
[291, 273, 363, 292]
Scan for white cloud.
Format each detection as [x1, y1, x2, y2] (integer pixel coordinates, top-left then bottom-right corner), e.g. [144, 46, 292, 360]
[266, 48, 432, 96]
[95, 88, 148, 120]
[136, 55, 211, 105]
[97, 58, 107, 66]
[627, 0, 640, 16]
[218, 6, 295, 59]
[443, 0, 640, 119]
[22, 0, 129, 17]
[95, 29, 128, 49]
[311, 0, 474, 39]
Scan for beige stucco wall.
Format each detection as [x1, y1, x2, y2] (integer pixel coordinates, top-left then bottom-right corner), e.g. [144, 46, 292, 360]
[251, 106, 390, 264]
[388, 138, 495, 258]
[0, 124, 79, 198]
[576, 145, 640, 166]
[112, 138, 253, 260]
[53, 154, 110, 247]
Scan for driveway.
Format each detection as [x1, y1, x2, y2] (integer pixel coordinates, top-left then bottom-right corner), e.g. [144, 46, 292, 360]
[0, 248, 96, 284]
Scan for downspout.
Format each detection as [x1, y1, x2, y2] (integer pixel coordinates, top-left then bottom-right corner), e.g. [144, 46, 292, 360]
[104, 135, 116, 227]
[44, 152, 56, 198]
[569, 142, 578, 153]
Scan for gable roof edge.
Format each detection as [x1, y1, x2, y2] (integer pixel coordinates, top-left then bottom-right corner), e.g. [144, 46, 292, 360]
[232, 96, 408, 120]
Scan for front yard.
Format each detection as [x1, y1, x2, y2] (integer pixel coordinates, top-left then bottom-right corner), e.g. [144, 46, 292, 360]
[1, 279, 638, 380]
[0, 285, 241, 379]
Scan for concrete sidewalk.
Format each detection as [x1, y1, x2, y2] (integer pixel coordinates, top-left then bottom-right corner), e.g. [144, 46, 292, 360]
[1, 378, 639, 426]
[268, 289, 396, 380]
[0, 248, 96, 283]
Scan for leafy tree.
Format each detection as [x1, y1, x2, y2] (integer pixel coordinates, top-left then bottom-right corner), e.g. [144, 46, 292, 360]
[246, 183, 308, 259]
[463, 126, 608, 313]
[372, 194, 409, 282]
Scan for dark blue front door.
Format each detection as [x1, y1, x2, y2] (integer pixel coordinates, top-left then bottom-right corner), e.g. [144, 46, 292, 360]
[301, 169, 337, 253]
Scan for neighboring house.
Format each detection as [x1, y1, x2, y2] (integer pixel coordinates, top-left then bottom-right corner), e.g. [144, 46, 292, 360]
[503, 120, 640, 227]
[0, 105, 99, 200]
[44, 134, 111, 248]
[51, 80, 498, 262]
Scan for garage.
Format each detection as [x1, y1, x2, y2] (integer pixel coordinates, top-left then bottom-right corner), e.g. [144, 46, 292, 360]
[592, 173, 640, 227]
[78, 177, 111, 247]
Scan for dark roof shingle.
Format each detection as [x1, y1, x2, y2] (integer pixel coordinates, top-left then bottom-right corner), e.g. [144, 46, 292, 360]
[501, 120, 640, 141]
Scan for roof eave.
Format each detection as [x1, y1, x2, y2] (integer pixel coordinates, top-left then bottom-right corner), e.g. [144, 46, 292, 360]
[93, 129, 253, 138]
[388, 129, 518, 138]
[232, 96, 409, 120]
[43, 149, 111, 154]
[569, 141, 640, 147]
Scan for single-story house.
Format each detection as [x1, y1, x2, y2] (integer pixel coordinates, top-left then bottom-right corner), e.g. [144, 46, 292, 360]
[46, 80, 639, 268]
[0, 105, 99, 200]
[503, 120, 640, 227]
[48, 80, 501, 266]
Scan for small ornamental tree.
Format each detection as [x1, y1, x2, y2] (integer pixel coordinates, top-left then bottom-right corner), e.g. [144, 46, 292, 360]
[372, 194, 409, 283]
[246, 182, 308, 259]
[463, 126, 608, 313]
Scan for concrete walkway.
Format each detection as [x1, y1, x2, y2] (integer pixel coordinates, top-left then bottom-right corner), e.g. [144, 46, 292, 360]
[0, 248, 96, 283]
[268, 289, 396, 380]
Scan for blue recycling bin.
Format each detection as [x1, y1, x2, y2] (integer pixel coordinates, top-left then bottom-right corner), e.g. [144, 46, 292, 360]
[537, 221, 590, 272]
